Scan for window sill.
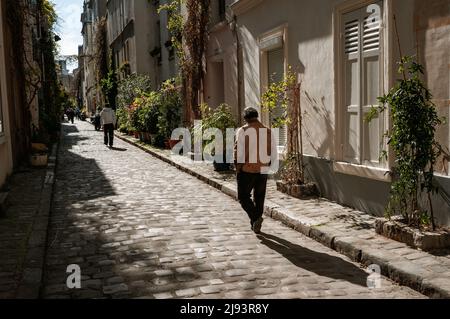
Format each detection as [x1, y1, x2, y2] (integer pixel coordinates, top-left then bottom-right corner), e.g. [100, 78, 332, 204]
[333, 161, 391, 182]
[277, 146, 286, 161]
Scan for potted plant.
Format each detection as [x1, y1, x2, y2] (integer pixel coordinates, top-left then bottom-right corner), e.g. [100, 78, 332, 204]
[116, 107, 129, 133]
[157, 79, 182, 149]
[141, 92, 161, 144]
[127, 100, 141, 139]
[30, 143, 49, 167]
[262, 67, 318, 198]
[367, 55, 450, 251]
[30, 127, 50, 167]
[196, 103, 237, 172]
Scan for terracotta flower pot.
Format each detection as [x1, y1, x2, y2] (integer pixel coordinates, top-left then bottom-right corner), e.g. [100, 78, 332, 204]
[30, 153, 48, 167]
[169, 139, 181, 149]
[144, 133, 150, 143]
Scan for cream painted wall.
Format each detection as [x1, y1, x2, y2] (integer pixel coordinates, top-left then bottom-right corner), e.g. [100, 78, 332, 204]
[235, 0, 449, 163]
[236, 0, 339, 159]
[389, 0, 450, 175]
[134, 0, 156, 78]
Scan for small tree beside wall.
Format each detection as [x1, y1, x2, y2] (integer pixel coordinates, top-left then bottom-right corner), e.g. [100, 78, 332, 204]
[367, 56, 448, 230]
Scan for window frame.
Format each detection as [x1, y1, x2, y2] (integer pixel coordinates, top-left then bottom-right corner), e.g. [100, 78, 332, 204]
[334, 0, 393, 178]
[219, 0, 226, 21]
[258, 24, 289, 153]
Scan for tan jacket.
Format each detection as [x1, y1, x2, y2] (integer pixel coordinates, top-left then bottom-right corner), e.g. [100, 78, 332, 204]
[234, 120, 272, 174]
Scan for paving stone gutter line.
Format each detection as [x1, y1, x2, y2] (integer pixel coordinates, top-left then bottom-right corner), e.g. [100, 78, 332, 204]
[15, 139, 59, 299]
[116, 132, 450, 299]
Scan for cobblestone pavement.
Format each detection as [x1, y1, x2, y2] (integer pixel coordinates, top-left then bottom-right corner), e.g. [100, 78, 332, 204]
[121, 133, 450, 297]
[42, 121, 425, 299]
[0, 168, 46, 298]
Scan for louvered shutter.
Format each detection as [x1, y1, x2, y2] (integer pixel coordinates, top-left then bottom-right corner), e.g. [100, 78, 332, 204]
[343, 11, 361, 164]
[342, 2, 384, 166]
[362, 1, 383, 166]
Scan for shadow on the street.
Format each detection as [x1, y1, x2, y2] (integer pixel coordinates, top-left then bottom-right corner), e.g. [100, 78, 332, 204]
[63, 124, 80, 134]
[257, 232, 368, 287]
[110, 147, 128, 152]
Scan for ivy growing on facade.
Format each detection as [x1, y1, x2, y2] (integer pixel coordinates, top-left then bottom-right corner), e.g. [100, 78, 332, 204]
[158, 0, 211, 126]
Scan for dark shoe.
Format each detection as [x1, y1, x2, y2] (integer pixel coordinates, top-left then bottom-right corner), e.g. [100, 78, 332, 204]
[253, 217, 263, 234]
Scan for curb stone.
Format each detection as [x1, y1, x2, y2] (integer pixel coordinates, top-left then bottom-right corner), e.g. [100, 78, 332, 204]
[115, 132, 450, 299]
[15, 139, 59, 299]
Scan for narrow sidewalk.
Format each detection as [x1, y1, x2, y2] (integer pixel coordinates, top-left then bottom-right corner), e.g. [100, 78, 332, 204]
[116, 132, 450, 299]
[0, 144, 58, 299]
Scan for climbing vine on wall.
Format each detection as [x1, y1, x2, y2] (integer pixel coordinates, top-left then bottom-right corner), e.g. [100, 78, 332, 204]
[367, 56, 448, 230]
[158, 0, 211, 126]
[94, 17, 111, 106]
[38, 0, 65, 137]
[5, 0, 65, 141]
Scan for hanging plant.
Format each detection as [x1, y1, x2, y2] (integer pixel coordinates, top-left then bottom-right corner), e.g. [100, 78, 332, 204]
[366, 56, 448, 230]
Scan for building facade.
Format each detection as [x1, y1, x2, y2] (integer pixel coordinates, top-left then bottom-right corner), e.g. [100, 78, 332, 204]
[74, 45, 85, 109]
[57, 59, 75, 96]
[0, 0, 49, 187]
[81, 0, 106, 114]
[107, 0, 156, 83]
[156, 0, 179, 84]
[202, 0, 450, 226]
[203, 0, 241, 120]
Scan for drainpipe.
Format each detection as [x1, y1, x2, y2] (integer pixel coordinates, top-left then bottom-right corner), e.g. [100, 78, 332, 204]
[230, 14, 243, 126]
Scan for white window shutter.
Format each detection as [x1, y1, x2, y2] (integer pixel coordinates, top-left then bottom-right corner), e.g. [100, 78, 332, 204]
[362, 1, 383, 166]
[341, 2, 384, 167]
[342, 11, 361, 164]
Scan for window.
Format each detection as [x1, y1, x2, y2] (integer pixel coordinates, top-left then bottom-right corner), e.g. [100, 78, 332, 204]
[267, 47, 287, 147]
[341, 1, 384, 167]
[219, 0, 226, 21]
[259, 26, 287, 149]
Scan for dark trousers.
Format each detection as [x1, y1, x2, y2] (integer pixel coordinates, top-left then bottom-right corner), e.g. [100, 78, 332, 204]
[104, 123, 114, 146]
[237, 172, 268, 224]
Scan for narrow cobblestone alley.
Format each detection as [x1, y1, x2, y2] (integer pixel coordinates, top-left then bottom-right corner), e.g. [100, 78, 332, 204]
[41, 121, 425, 299]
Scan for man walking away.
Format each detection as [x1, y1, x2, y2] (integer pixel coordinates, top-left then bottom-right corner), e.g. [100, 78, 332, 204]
[234, 107, 273, 234]
[100, 105, 117, 148]
[67, 107, 75, 124]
